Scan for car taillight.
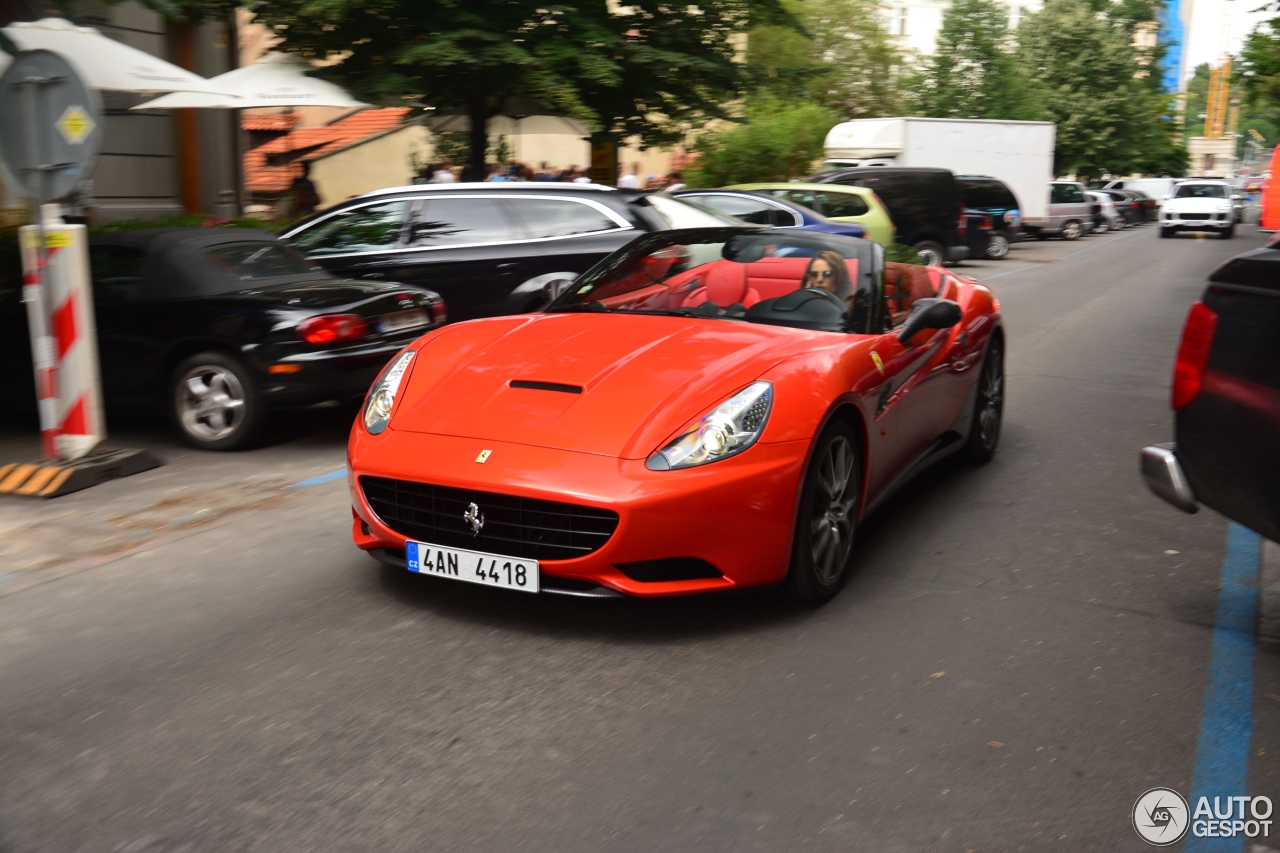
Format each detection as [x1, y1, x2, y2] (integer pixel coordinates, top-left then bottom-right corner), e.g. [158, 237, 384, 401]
[957, 211, 967, 236]
[980, 216, 993, 230]
[1171, 302, 1218, 410]
[298, 313, 368, 344]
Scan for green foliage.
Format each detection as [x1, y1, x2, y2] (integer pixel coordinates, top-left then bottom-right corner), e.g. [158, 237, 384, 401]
[906, 0, 1039, 120]
[1015, 0, 1182, 179]
[1239, 14, 1280, 132]
[748, 0, 902, 117]
[89, 214, 280, 234]
[884, 243, 924, 264]
[686, 99, 841, 186]
[244, 0, 787, 175]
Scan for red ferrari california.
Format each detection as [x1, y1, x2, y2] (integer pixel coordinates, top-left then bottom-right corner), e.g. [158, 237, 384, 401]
[348, 228, 1003, 603]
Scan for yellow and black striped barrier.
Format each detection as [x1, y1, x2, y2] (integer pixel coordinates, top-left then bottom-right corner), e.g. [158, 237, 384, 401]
[0, 449, 162, 499]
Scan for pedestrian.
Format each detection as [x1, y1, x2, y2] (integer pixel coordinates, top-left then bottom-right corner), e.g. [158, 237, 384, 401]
[429, 159, 456, 183]
[535, 162, 556, 181]
[572, 168, 592, 184]
[618, 162, 641, 189]
[286, 161, 321, 218]
[485, 163, 507, 182]
[661, 170, 686, 193]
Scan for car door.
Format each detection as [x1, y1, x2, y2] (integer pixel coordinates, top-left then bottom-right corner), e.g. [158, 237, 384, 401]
[284, 198, 412, 280]
[375, 195, 524, 322]
[87, 243, 151, 406]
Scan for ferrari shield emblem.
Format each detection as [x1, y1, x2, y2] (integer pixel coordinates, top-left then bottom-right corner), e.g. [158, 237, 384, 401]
[475, 449, 492, 464]
[871, 351, 884, 375]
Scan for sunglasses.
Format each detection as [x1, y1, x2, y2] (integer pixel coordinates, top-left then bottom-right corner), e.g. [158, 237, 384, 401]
[806, 269, 834, 280]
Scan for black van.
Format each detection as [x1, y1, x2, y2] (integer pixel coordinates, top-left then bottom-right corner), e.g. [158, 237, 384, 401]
[810, 167, 969, 266]
[956, 175, 1024, 259]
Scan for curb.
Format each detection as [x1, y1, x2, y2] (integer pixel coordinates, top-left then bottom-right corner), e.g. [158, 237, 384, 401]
[1260, 538, 1280, 643]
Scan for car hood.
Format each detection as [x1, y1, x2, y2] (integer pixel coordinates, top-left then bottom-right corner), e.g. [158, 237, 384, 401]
[390, 313, 808, 458]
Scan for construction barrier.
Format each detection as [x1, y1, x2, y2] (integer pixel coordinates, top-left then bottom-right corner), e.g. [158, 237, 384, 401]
[19, 205, 105, 460]
[0, 449, 161, 499]
[1262, 146, 1280, 232]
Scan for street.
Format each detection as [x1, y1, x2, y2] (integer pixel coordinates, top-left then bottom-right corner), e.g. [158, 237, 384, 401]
[3, 225, 1277, 851]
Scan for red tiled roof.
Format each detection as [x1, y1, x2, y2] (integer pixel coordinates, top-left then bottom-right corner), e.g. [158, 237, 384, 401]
[244, 108, 412, 195]
[243, 112, 301, 132]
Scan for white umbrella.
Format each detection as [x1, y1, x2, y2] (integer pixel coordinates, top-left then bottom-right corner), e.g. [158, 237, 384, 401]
[0, 18, 231, 94]
[130, 53, 368, 110]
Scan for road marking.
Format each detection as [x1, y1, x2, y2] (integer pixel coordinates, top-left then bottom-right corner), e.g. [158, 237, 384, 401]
[1184, 521, 1262, 853]
[976, 227, 1149, 283]
[291, 469, 346, 487]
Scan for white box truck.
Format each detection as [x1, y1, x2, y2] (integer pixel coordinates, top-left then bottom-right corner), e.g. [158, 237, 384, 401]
[822, 117, 1056, 225]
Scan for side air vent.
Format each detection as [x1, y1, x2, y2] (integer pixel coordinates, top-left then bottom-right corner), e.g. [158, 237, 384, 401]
[613, 557, 724, 583]
[510, 380, 583, 394]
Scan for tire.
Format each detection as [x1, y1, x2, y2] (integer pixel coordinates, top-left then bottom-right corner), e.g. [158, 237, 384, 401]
[964, 334, 1004, 464]
[783, 421, 861, 605]
[1221, 225, 1235, 239]
[913, 240, 946, 267]
[170, 351, 265, 451]
[1110, 217, 1125, 231]
[1159, 227, 1173, 238]
[1060, 220, 1083, 241]
[985, 231, 1010, 259]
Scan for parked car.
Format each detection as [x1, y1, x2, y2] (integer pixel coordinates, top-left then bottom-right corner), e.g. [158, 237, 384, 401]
[955, 175, 1023, 259]
[281, 184, 741, 322]
[0, 228, 446, 450]
[350, 227, 1004, 602]
[1096, 189, 1142, 226]
[1086, 190, 1125, 232]
[722, 182, 896, 247]
[1159, 181, 1236, 238]
[671, 189, 867, 239]
[1141, 243, 1280, 542]
[1125, 189, 1160, 222]
[808, 167, 970, 266]
[1025, 181, 1093, 240]
[1097, 177, 1178, 203]
[962, 209, 1003, 259]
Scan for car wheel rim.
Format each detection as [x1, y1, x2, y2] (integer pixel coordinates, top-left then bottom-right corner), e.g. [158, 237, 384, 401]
[1063, 222, 1080, 239]
[988, 235, 1009, 257]
[178, 365, 246, 442]
[917, 247, 941, 266]
[977, 344, 1004, 450]
[811, 435, 857, 586]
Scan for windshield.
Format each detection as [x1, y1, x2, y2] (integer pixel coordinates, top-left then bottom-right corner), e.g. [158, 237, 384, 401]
[204, 242, 319, 280]
[547, 228, 876, 332]
[645, 193, 746, 228]
[1174, 184, 1227, 199]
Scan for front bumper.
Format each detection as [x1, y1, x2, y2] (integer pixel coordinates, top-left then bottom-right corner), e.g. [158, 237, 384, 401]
[348, 430, 810, 597]
[1161, 213, 1232, 231]
[1140, 443, 1198, 513]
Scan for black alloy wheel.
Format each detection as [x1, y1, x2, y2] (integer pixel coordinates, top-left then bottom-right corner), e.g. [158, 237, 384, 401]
[964, 335, 1004, 463]
[170, 351, 265, 451]
[784, 421, 860, 604]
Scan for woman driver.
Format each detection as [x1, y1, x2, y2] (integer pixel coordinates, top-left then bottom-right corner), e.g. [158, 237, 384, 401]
[802, 250, 853, 305]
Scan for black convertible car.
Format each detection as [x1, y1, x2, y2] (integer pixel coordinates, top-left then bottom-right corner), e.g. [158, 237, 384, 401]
[0, 228, 444, 450]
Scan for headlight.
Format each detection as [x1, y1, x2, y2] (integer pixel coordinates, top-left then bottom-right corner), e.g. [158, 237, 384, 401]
[363, 350, 415, 434]
[646, 381, 772, 470]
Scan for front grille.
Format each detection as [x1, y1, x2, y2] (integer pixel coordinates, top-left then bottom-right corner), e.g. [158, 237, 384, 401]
[361, 476, 619, 561]
[1181, 213, 1211, 220]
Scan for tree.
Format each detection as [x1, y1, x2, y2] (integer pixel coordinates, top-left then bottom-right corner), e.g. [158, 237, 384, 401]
[243, 0, 789, 177]
[686, 98, 840, 185]
[1015, 0, 1182, 178]
[1239, 13, 1280, 133]
[907, 0, 1038, 119]
[747, 0, 902, 118]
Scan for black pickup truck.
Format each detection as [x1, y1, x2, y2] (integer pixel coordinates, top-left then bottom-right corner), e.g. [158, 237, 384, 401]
[1141, 237, 1280, 541]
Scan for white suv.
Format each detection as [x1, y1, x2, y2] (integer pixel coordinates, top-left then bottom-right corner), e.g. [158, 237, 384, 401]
[1159, 181, 1235, 239]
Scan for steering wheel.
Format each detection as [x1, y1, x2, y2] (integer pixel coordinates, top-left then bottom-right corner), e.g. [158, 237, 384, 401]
[806, 287, 847, 310]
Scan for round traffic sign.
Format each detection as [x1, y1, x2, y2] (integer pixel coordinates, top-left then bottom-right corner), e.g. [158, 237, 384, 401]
[0, 49, 102, 203]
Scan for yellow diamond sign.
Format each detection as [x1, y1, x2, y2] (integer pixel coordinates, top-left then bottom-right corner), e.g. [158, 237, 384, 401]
[56, 105, 95, 145]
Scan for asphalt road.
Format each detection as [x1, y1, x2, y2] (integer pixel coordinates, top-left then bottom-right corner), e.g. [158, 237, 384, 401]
[3, 224, 1277, 852]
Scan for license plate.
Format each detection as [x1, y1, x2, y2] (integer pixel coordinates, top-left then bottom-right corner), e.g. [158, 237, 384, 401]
[379, 308, 429, 334]
[406, 540, 540, 593]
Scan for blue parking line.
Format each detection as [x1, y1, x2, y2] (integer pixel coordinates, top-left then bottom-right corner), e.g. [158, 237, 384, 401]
[291, 468, 347, 487]
[976, 227, 1147, 282]
[1184, 521, 1262, 853]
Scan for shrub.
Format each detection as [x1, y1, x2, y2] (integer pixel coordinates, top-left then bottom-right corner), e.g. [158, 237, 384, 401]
[686, 99, 841, 187]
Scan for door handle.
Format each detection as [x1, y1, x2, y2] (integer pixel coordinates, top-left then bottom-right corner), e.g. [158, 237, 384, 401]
[360, 272, 385, 279]
[497, 263, 528, 273]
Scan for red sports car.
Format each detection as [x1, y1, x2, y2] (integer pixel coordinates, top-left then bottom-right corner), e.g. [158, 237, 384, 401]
[348, 228, 1003, 603]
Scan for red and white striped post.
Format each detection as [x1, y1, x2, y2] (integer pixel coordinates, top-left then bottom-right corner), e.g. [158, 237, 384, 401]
[20, 204, 105, 461]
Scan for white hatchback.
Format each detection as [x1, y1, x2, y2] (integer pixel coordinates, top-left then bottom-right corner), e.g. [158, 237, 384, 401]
[1159, 181, 1235, 239]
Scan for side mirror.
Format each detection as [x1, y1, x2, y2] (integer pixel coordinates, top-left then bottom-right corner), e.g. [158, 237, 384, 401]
[897, 297, 962, 343]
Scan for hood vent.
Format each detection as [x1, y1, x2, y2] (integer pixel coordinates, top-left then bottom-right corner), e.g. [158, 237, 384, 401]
[510, 380, 583, 395]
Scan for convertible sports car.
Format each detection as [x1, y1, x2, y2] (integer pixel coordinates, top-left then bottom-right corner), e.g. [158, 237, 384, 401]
[348, 228, 1004, 602]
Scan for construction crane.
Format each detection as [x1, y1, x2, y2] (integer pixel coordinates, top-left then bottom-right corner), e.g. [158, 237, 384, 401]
[1204, 0, 1236, 138]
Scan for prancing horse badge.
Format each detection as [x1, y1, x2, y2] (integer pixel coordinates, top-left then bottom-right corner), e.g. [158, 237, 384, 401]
[476, 449, 492, 464]
[871, 351, 884, 375]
